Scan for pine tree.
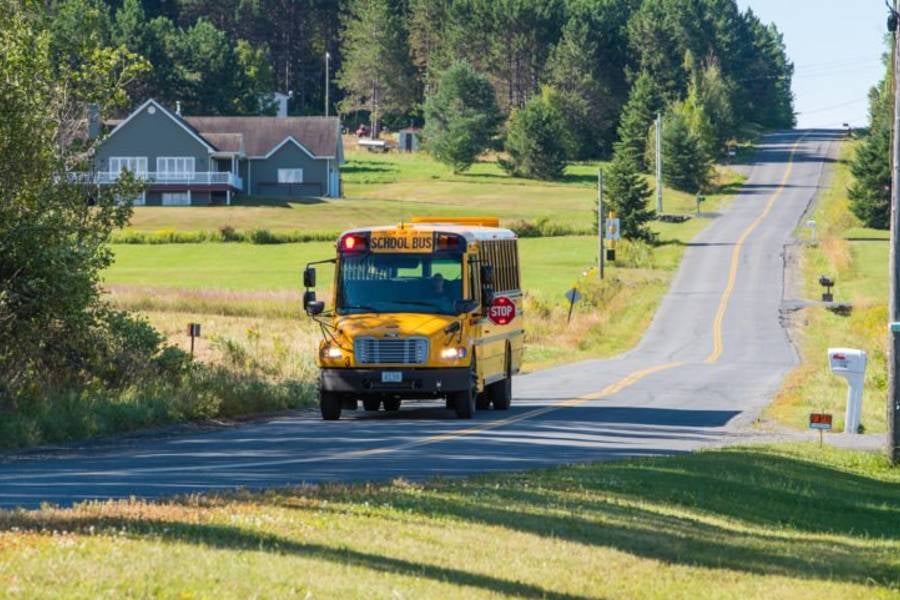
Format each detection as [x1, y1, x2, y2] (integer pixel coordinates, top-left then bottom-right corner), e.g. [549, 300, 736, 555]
[337, 0, 415, 137]
[424, 61, 501, 173]
[849, 73, 892, 229]
[501, 87, 571, 180]
[616, 71, 663, 172]
[661, 104, 712, 194]
[605, 142, 655, 242]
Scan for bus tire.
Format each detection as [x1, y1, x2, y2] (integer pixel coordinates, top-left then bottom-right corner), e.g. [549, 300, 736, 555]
[383, 398, 401, 411]
[475, 392, 491, 411]
[452, 366, 477, 419]
[320, 390, 342, 420]
[363, 398, 381, 411]
[489, 351, 512, 410]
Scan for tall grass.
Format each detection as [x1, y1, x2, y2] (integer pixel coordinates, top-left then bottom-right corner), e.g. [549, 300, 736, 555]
[111, 228, 340, 245]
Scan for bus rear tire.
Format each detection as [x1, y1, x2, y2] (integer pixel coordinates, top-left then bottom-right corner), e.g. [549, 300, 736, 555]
[363, 398, 381, 412]
[383, 398, 401, 411]
[320, 390, 342, 420]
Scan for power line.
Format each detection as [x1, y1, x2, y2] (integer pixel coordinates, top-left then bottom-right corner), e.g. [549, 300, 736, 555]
[796, 97, 871, 116]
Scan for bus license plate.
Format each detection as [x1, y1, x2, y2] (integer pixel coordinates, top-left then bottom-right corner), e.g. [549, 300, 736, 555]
[381, 371, 403, 383]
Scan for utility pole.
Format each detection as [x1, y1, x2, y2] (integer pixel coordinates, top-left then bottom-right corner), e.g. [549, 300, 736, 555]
[888, 0, 900, 464]
[598, 169, 605, 280]
[656, 113, 663, 214]
[325, 51, 331, 117]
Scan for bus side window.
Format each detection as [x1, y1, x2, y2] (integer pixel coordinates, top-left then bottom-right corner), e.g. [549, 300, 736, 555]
[468, 255, 481, 305]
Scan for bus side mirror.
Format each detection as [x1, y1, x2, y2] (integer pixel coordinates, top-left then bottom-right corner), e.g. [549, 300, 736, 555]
[303, 266, 316, 288]
[480, 264, 494, 286]
[482, 286, 494, 307]
[304, 290, 324, 316]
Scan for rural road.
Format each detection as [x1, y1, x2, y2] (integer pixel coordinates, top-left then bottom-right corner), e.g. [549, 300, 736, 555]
[0, 130, 842, 509]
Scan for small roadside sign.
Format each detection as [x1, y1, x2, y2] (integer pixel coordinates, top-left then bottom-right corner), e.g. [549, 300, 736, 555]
[809, 413, 833, 430]
[565, 288, 582, 304]
[605, 218, 621, 241]
[187, 322, 201, 357]
[809, 412, 832, 447]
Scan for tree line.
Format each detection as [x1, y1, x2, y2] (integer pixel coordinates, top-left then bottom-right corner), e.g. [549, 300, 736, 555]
[53, 1, 793, 146]
[849, 48, 892, 230]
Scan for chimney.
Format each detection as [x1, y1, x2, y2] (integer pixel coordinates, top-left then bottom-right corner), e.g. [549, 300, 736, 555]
[88, 104, 101, 139]
[176, 101, 182, 116]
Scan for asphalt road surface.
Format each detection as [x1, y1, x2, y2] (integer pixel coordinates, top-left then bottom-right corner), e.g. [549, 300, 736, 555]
[0, 130, 841, 509]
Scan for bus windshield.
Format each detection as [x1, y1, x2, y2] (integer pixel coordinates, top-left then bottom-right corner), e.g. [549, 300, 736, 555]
[338, 253, 464, 315]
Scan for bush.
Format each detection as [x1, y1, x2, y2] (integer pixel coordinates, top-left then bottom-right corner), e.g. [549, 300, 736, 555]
[508, 218, 586, 238]
[249, 229, 280, 244]
[500, 87, 572, 180]
[219, 224, 241, 241]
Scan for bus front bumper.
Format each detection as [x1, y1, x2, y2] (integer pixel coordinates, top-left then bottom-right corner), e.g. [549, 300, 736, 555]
[320, 367, 471, 395]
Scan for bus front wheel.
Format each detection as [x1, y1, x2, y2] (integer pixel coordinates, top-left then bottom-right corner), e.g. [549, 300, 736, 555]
[452, 366, 477, 419]
[320, 390, 342, 420]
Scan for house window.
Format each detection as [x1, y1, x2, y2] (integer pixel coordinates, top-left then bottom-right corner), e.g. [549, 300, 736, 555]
[109, 157, 147, 176]
[162, 192, 191, 206]
[278, 168, 303, 184]
[157, 157, 195, 177]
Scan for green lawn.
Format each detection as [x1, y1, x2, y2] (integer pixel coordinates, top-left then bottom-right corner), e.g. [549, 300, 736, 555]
[105, 232, 698, 300]
[122, 148, 740, 236]
[2, 443, 897, 598]
[772, 140, 892, 433]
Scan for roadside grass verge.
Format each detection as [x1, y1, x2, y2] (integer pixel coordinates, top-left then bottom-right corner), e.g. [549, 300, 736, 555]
[0, 313, 319, 450]
[1, 443, 897, 598]
[771, 140, 890, 432]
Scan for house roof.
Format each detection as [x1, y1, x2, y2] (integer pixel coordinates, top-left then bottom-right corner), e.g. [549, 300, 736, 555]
[184, 116, 339, 158]
[202, 133, 244, 153]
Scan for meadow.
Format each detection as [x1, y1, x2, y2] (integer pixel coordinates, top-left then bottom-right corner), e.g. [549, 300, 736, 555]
[2, 443, 897, 598]
[104, 145, 743, 376]
[118, 146, 736, 239]
[770, 139, 891, 432]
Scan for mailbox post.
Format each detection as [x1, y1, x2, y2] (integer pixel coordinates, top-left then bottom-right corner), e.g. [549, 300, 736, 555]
[828, 348, 867, 434]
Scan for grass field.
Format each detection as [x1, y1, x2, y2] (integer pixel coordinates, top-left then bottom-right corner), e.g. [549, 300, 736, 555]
[121, 146, 740, 236]
[771, 139, 891, 433]
[1, 443, 897, 598]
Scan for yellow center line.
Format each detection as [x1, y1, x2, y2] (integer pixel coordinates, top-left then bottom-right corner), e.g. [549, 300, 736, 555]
[339, 137, 808, 460]
[704, 136, 807, 364]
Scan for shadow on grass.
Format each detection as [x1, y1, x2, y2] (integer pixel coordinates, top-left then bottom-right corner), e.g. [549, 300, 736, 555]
[230, 195, 327, 207]
[1, 516, 590, 599]
[285, 448, 900, 586]
[3, 447, 898, 590]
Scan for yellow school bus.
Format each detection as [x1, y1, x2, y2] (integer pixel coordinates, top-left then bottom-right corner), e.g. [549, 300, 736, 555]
[302, 217, 524, 420]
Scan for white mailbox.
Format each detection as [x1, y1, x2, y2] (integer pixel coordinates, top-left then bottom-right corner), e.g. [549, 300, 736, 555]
[828, 348, 867, 434]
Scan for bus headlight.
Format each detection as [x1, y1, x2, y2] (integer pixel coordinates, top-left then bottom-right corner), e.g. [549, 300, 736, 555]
[322, 344, 343, 359]
[440, 347, 468, 360]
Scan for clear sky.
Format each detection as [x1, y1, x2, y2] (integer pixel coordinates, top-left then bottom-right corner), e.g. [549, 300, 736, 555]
[737, 0, 888, 129]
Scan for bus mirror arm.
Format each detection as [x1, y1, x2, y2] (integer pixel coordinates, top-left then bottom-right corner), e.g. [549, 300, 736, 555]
[482, 285, 495, 307]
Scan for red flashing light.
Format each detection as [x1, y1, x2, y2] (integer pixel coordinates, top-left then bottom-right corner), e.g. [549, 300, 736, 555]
[340, 233, 367, 252]
[437, 234, 463, 252]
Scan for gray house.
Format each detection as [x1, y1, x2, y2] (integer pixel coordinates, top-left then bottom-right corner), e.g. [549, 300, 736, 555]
[85, 99, 343, 205]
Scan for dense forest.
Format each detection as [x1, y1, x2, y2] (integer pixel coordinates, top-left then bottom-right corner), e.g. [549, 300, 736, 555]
[51, 0, 795, 161]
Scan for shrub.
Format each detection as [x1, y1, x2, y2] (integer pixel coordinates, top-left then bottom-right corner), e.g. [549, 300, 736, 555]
[219, 224, 241, 241]
[249, 228, 280, 244]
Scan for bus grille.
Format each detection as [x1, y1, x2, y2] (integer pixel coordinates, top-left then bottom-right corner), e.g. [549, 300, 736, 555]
[354, 337, 429, 365]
